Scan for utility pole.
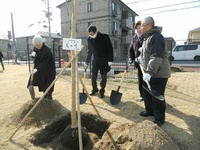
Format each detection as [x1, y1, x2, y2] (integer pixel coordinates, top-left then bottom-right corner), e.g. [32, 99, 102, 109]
[47, 0, 52, 49]
[11, 13, 17, 63]
[43, 0, 55, 57]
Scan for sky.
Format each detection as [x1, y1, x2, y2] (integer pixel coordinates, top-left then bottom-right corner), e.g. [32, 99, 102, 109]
[122, 0, 200, 44]
[0, 0, 64, 38]
[0, 0, 200, 45]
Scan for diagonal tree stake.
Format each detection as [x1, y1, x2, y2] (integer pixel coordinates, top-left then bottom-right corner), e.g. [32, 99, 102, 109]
[79, 77, 120, 150]
[9, 47, 83, 140]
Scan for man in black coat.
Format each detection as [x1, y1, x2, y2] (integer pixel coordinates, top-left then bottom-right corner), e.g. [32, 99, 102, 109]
[0, 51, 5, 70]
[85, 26, 113, 98]
[28, 35, 56, 100]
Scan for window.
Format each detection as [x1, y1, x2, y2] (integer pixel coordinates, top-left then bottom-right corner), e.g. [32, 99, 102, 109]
[112, 2, 117, 16]
[76, 23, 78, 32]
[112, 2, 117, 12]
[131, 16, 135, 23]
[176, 45, 198, 51]
[112, 21, 117, 31]
[87, 3, 92, 12]
[88, 22, 93, 27]
[113, 40, 117, 49]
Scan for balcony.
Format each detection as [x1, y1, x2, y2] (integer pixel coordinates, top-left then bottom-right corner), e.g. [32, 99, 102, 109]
[122, 35, 132, 44]
[121, 19, 133, 30]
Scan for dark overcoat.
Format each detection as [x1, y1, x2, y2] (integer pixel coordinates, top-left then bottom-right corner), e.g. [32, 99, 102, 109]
[28, 43, 55, 92]
[0, 51, 3, 61]
[127, 34, 143, 68]
[86, 32, 113, 74]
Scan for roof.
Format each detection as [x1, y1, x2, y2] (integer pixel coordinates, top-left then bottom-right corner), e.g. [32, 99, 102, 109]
[189, 27, 200, 32]
[0, 34, 8, 40]
[17, 31, 61, 39]
[117, 0, 138, 16]
[56, 0, 138, 16]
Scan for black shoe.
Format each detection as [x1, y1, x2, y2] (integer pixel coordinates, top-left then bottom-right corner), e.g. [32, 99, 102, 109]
[100, 89, 105, 98]
[44, 92, 53, 100]
[153, 120, 165, 126]
[89, 89, 99, 95]
[139, 111, 154, 117]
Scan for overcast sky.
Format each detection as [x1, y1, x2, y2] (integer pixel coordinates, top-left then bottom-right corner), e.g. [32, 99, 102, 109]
[0, 0, 199, 44]
[123, 0, 200, 44]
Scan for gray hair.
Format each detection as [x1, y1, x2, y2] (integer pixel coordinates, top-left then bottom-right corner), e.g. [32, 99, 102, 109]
[32, 35, 43, 46]
[143, 16, 155, 27]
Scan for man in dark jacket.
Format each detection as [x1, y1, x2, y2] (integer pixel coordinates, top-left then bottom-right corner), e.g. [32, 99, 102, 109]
[85, 26, 113, 98]
[28, 35, 56, 100]
[127, 21, 143, 101]
[0, 51, 5, 70]
[139, 16, 171, 126]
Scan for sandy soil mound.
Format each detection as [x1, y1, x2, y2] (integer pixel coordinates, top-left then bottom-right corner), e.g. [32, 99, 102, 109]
[95, 121, 179, 150]
[10, 98, 69, 128]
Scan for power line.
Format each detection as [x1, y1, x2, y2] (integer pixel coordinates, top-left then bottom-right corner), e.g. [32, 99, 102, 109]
[134, 0, 200, 12]
[139, 5, 200, 16]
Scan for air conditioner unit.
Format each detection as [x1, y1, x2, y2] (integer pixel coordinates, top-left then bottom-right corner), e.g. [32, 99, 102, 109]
[112, 10, 117, 17]
[112, 30, 118, 36]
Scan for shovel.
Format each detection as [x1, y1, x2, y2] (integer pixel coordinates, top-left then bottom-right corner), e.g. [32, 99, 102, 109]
[79, 64, 88, 104]
[28, 64, 35, 100]
[139, 64, 165, 101]
[110, 63, 128, 105]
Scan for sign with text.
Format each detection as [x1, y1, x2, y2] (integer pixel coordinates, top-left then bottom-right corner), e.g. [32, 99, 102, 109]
[62, 38, 82, 50]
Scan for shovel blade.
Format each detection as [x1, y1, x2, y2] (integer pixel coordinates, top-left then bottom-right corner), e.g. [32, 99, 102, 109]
[110, 90, 122, 105]
[79, 93, 87, 104]
[142, 86, 165, 101]
[28, 85, 35, 100]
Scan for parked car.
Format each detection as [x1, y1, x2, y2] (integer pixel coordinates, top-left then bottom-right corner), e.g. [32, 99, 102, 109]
[169, 44, 200, 61]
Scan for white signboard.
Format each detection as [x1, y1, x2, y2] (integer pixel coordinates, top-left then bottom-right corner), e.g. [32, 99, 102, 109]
[62, 38, 82, 50]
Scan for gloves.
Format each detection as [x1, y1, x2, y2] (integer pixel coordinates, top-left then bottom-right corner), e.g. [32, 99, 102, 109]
[138, 47, 142, 52]
[127, 58, 132, 64]
[31, 68, 38, 74]
[143, 73, 151, 81]
[108, 62, 112, 66]
[31, 51, 36, 57]
[83, 62, 88, 68]
[135, 57, 139, 63]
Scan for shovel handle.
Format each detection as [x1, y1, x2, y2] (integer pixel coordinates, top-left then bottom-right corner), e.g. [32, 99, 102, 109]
[116, 86, 120, 92]
[30, 64, 35, 82]
[139, 64, 151, 90]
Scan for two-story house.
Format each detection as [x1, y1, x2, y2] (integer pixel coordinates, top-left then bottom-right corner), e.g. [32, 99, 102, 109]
[0, 34, 12, 59]
[187, 27, 200, 44]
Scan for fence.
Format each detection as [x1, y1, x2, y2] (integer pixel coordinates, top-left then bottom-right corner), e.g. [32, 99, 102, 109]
[3, 58, 138, 82]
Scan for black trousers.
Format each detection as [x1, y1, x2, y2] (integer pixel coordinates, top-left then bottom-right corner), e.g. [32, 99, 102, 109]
[91, 61, 108, 91]
[0, 60, 4, 70]
[91, 73, 107, 91]
[142, 78, 168, 122]
[135, 62, 143, 97]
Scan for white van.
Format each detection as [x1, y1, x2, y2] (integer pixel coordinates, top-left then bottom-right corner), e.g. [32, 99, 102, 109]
[169, 44, 200, 61]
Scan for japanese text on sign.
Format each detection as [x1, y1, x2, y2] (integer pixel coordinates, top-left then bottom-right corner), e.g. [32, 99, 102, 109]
[62, 38, 82, 50]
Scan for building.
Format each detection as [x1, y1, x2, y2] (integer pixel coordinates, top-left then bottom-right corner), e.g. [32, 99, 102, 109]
[0, 31, 61, 61]
[164, 37, 176, 65]
[57, 0, 138, 61]
[187, 27, 200, 44]
[0, 34, 11, 59]
[16, 31, 61, 61]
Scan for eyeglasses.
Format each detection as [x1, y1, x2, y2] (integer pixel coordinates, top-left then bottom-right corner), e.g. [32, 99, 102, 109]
[141, 24, 149, 27]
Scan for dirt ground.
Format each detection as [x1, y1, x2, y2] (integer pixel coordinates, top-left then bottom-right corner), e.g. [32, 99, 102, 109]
[0, 64, 200, 150]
